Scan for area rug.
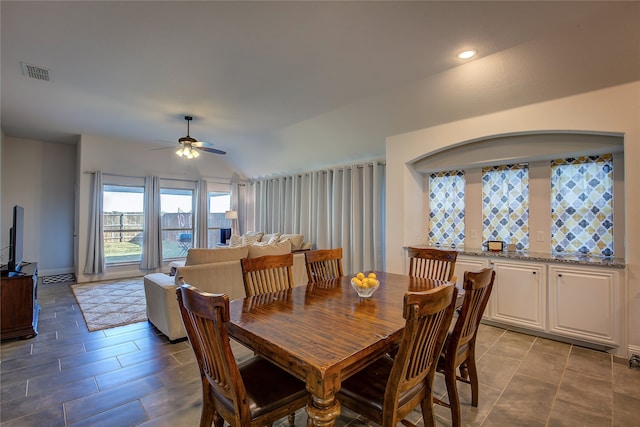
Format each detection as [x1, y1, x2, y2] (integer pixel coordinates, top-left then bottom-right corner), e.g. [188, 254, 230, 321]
[71, 277, 147, 332]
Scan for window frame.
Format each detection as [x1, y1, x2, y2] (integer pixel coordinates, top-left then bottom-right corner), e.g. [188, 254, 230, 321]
[427, 170, 466, 247]
[550, 154, 614, 256]
[207, 191, 232, 248]
[481, 163, 530, 251]
[160, 183, 196, 261]
[102, 182, 145, 266]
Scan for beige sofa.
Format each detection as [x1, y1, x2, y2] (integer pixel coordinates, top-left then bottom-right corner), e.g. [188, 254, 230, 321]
[143, 239, 309, 341]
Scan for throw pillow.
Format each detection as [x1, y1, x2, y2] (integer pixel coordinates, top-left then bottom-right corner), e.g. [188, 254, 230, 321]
[229, 234, 243, 247]
[248, 239, 292, 258]
[279, 234, 304, 251]
[242, 233, 263, 246]
[267, 232, 282, 244]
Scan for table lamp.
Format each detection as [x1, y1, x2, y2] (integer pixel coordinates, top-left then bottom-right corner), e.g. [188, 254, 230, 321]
[225, 210, 238, 237]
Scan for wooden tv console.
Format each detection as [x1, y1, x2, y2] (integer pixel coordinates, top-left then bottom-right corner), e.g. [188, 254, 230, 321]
[1, 262, 39, 340]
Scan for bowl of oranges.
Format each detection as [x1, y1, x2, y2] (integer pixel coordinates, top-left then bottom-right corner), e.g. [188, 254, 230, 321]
[351, 272, 380, 298]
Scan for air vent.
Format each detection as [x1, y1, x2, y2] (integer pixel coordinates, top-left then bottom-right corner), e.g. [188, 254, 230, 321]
[21, 62, 51, 81]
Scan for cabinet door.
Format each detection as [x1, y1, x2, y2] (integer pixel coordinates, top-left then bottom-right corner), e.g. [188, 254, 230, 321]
[453, 256, 489, 287]
[454, 256, 491, 319]
[548, 266, 620, 347]
[489, 261, 546, 331]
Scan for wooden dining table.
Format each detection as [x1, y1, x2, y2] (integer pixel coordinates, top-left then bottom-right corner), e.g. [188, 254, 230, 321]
[227, 271, 462, 427]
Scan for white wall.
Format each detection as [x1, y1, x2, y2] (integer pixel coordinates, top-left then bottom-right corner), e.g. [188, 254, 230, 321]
[0, 132, 240, 280]
[75, 134, 238, 283]
[415, 135, 625, 255]
[1, 137, 76, 275]
[386, 81, 640, 357]
[0, 130, 4, 258]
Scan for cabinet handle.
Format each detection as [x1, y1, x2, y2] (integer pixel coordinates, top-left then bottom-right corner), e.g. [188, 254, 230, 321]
[558, 274, 562, 277]
[532, 271, 536, 275]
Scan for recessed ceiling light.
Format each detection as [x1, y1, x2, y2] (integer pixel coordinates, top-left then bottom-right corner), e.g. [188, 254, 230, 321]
[458, 50, 477, 60]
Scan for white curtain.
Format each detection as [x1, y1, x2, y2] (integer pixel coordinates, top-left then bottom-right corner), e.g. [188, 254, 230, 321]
[84, 171, 104, 274]
[230, 175, 241, 235]
[195, 179, 208, 248]
[141, 175, 161, 269]
[247, 161, 385, 275]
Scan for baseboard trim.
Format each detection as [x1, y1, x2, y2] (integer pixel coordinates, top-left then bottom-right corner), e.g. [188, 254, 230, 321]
[480, 319, 625, 356]
[42, 273, 76, 284]
[39, 267, 75, 277]
[628, 344, 640, 357]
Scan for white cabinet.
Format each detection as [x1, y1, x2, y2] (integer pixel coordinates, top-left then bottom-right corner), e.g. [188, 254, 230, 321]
[454, 256, 491, 318]
[548, 265, 621, 347]
[454, 254, 625, 354]
[488, 260, 547, 331]
[453, 256, 490, 287]
[408, 251, 625, 352]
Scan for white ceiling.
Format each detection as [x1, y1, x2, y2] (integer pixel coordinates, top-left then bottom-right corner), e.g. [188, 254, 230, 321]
[2, 1, 639, 178]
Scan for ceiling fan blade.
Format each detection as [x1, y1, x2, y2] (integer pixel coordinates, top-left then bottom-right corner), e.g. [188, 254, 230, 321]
[197, 146, 226, 155]
[192, 140, 210, 148]
[150, 145, 178, 151]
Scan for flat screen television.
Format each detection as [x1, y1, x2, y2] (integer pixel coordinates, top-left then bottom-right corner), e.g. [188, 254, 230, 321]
[8, 205, 24, 272]
[220, 228, 231, 245]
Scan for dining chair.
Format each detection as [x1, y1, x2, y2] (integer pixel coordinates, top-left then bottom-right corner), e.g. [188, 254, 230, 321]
[240, 252, 299, 425]
[304, 248, 344, 284]
[407, 247, 458, 282]
[336, 284, 458, 427]
[176, 284, 308, 427]
[434, 267, 495, 427]
[241, 253, 295, 297]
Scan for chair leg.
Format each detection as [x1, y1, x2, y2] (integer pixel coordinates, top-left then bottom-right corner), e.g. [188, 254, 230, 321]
[201, 383, 217, 427]
[212, 412, 224, 427]
[288, 412, 296, 427]
[419, 397, 436, 427]
[467, 353, 480, 407]
[444, 365, 462, 427]
[459, 361, 469, 380]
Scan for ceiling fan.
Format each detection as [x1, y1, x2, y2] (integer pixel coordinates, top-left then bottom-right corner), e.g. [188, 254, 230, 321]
[174, 116, 226, 159]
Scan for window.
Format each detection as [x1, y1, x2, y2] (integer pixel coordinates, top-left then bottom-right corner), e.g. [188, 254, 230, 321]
[551, 154, 613, 256]
[482, 164, 529, 250]
[208, 192, 232, 247]
[103, 185, 144, 264]
[428, 171, 465, 247]
[161, 188, 194, 259]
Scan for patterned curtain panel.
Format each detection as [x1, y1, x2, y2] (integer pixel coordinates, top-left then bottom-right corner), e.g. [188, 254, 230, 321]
[482, 164, 529, 250]
[428, 171, 465, 247]
[551, 154, 613, 256]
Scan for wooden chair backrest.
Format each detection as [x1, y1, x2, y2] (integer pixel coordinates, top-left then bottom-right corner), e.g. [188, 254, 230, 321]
[383, 284, 458, 425]
[176, 285, 251, 424]
[304, 248, 344, 284]
[446, 267, 495, 362]
[407, 247, 458, 281]
[241, 253, 295, 297]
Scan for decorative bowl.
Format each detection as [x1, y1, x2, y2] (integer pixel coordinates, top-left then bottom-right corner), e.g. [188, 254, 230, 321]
[351, 278, 380, 298]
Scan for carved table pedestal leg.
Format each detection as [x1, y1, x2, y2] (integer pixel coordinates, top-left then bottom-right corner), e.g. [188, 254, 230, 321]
[306, 395, 341, 427]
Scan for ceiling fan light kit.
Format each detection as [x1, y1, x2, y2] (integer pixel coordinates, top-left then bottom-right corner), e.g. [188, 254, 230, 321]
[175, 116, 226, 159]
[176, 144, 200, 159]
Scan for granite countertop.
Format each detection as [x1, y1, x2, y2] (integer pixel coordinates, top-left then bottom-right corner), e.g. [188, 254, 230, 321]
[407, 245, 626, 269]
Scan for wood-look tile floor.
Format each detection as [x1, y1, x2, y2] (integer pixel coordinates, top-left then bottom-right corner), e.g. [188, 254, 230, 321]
[1, 280, 639, 426]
